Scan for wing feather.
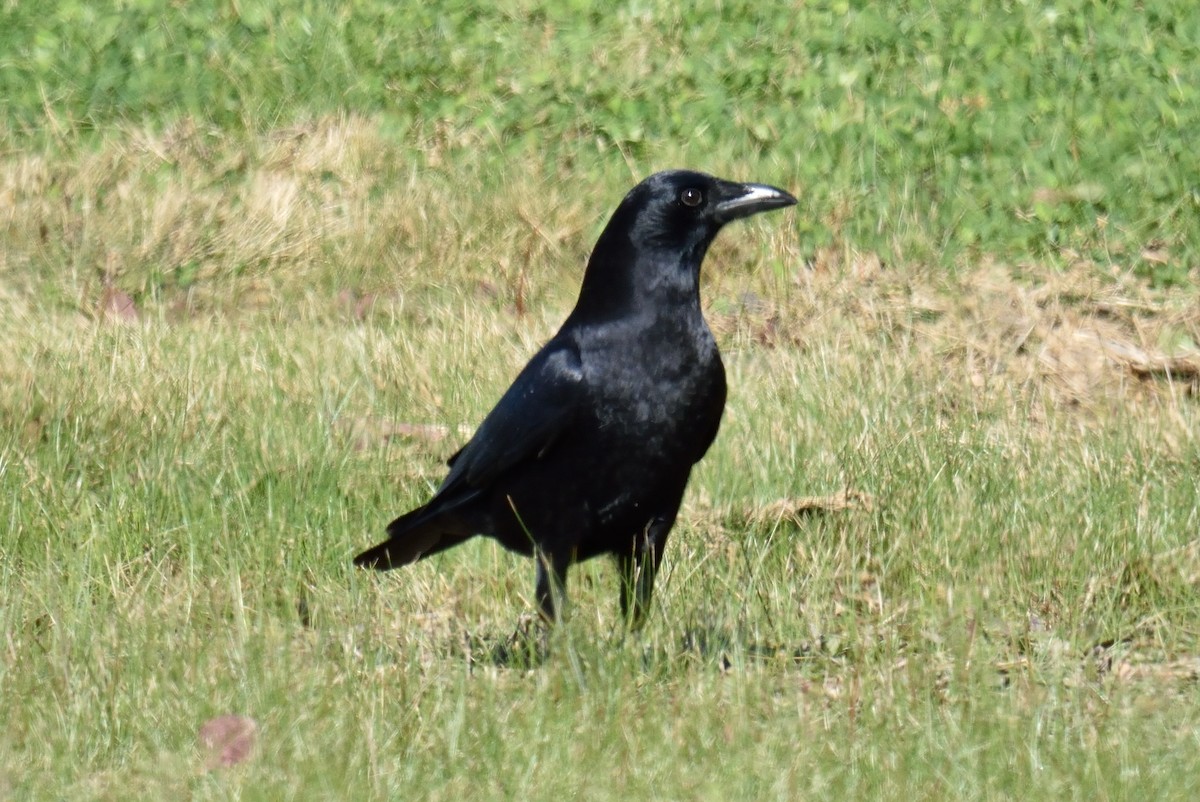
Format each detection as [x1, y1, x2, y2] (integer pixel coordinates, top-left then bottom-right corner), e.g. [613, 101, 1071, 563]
[437, 340, 583, 494]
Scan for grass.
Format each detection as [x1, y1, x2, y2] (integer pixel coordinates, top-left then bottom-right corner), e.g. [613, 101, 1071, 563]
[5, 0, 1200, 272]
[3, 2, 1200, 799]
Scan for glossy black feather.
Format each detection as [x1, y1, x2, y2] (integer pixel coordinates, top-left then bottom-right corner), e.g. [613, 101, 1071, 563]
[354, 169, 796, 626]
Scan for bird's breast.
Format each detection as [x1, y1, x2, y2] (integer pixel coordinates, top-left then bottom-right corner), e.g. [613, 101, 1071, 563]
[579, 317, 724, 447]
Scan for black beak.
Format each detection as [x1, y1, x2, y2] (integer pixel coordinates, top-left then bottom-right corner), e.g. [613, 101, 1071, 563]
[714, 181, 798, 223]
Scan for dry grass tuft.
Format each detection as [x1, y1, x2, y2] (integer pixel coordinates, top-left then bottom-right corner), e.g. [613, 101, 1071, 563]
[715, 249, 1199, 428]
[732, 491, 875, 528]
[0, 115, 580, 315]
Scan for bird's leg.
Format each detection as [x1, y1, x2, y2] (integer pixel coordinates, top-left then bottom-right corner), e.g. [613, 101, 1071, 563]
[618, 516, 672, 629]
[534, 548, 571, 623]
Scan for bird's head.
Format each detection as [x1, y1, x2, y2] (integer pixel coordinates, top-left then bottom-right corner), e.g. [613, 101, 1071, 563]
[623, 170, 798, 251]
[576, 170, 797, 316]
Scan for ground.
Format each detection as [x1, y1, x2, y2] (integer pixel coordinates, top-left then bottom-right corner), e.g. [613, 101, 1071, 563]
[2, 3, 1199, 799]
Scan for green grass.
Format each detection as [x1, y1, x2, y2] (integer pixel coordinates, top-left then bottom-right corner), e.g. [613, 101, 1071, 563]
[3, 1, 1200, 799]
[4, 0, 1200, 273]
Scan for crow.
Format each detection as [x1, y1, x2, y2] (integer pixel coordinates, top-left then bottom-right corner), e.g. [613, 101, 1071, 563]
[354, 170, 796, 626]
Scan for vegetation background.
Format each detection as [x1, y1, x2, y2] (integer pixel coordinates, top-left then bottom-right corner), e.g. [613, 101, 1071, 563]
[2, 1, 1198, 798]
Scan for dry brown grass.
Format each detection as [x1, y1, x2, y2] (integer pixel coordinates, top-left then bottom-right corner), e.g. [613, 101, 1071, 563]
[712, 243, 1199, 427]
[6, 117, 1196, 415]
[1, 116, 599, 322]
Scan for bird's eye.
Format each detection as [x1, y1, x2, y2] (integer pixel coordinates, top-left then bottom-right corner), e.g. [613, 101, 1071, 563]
[679, 188, 704, 207]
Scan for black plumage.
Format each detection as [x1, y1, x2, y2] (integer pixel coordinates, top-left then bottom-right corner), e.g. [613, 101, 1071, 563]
[354, 170, 796, 626]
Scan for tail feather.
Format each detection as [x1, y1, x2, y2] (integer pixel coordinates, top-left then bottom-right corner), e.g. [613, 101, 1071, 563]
[353, 502, 477, 570]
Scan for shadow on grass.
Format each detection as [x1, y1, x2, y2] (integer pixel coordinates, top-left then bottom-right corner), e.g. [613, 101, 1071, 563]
[454, 614, 553, 670]
[442, 615, 842, 673]
[669, 626, 841, 671]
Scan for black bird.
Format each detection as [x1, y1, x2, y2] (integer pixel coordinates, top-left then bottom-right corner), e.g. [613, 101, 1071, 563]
[355, 170, 796, 626]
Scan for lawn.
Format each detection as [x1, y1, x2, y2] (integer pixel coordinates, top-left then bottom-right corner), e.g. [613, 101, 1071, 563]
[2, 2, 1199, 799]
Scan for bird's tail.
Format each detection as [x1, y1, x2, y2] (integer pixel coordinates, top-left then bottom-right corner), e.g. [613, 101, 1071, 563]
[353, 505, 474, 570]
